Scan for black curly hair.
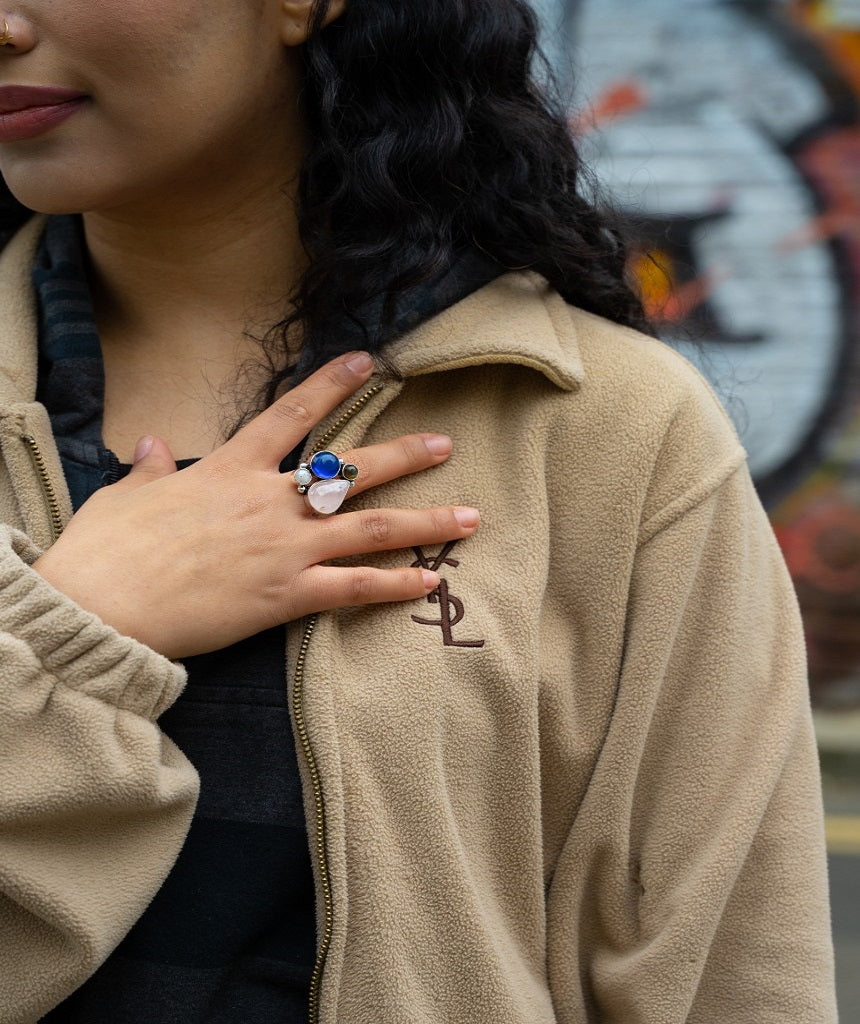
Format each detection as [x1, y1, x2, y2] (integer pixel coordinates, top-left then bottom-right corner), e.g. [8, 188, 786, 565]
[1, 0, 649, 416]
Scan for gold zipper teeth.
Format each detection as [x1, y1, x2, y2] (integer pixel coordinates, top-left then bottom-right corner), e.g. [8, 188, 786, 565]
[292, 613, 330, 1023]
[296, 381, 384, 1024]
[313, 384, 384, 452]
[20, 434, 64, 542]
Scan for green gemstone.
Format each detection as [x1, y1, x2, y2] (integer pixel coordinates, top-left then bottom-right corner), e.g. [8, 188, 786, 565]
[342, 463, 359, 481]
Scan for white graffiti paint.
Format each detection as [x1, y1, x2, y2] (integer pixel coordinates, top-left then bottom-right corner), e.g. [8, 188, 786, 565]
[533, 0, 846, 480]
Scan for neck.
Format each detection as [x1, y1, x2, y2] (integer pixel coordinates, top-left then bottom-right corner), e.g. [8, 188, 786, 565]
[82, 175, 305, 353]
[80, 150, 307, 461]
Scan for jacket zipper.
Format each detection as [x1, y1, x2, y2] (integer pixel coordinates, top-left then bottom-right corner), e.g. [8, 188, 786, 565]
[312, 383, 384, 451]
[292, 613, 329, 1023]
[294, 382, 384, 1024]
[20, 433, 64, 542]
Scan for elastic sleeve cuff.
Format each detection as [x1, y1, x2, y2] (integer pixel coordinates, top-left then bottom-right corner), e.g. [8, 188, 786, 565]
[0, 525, 187, 719]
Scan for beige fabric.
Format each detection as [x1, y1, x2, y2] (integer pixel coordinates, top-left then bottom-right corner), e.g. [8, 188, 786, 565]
[0, 223, 836, 1022]
[0, 524, 196, 1024]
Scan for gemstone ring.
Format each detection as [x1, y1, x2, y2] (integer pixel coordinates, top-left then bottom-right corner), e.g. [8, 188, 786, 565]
[294, 450, 360, 515]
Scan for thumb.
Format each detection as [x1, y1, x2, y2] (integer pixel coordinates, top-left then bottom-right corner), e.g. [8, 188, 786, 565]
[121, 435, 178, 487]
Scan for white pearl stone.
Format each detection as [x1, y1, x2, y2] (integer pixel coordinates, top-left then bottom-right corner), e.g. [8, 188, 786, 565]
[294, 467, 313, 486]
[307, 479, 350, 515]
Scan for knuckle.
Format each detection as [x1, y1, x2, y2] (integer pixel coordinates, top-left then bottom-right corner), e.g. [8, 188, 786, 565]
[402, 568, 422, 593]
[248, 533, 277, 559]
[349, 569, 376, 603]
[235, 492, 270, 523]
[263, 567, 306, 619]
[271, 399, 312, 428]
[433, 507, 455, 533]
[303, 364, 350, 396]
[401, 435, 426, 468]
[363, 512, 393, 545]
[260, 589, 290, 631]
[321, 364, 351, 390]
[205, 452, 240, 483]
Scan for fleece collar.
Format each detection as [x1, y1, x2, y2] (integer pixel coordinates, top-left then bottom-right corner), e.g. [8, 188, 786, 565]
[0, 217, 585, 409]
[386, 269, 584, 391]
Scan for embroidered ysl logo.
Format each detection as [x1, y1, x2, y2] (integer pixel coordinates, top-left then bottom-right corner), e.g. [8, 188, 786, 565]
[410, 542, 486, 648]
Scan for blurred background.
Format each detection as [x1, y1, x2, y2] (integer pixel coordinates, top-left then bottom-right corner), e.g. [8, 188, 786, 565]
[531, 0, 860, 1016]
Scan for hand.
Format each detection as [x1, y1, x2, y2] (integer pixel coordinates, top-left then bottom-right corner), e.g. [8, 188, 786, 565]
[32, 352, 479, 659]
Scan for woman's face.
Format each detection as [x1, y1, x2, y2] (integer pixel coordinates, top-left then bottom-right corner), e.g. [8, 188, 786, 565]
[0, 0, 312, 215]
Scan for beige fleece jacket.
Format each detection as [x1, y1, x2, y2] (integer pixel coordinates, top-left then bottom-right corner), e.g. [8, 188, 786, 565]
[0, 218, 836, 1023]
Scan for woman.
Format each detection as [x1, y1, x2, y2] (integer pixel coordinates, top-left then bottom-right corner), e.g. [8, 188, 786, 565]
[0, 1, 836, 1022]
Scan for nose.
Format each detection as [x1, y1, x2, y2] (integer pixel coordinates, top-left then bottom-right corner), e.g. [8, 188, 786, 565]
[0, 15, 36, 54]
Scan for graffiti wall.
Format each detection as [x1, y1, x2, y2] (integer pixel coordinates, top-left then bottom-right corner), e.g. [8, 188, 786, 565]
[535, 0, 860, 704]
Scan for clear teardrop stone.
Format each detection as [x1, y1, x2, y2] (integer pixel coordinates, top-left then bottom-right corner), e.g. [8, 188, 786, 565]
[307, 478, 350, 515]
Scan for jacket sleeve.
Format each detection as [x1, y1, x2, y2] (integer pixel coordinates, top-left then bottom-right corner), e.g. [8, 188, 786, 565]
[0, 525, 199, 1024]
[551, 457, 837, 1023]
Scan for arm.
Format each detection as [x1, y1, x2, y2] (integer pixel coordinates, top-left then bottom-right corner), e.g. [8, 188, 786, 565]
[553, 463, 836, 1023]
[0, 525, 198, 1024]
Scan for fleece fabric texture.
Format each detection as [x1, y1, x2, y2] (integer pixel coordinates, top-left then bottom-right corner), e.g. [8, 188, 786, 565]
[0, 216, 837, 1024]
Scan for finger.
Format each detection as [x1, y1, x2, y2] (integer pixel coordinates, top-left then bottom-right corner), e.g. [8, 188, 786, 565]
[228, 351, 375, 469]
[337, 433, 452, 497]
[309, 505, 480, 562]
[299, 565, 441, 612]
[112, 435, 178, 490]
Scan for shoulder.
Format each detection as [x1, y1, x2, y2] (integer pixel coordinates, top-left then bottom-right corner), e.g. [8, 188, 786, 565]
[442, 268, 742, 454]
[397, 271, 749, 535]
[564, 301, 739, 450]
[538, 296, 749, 538]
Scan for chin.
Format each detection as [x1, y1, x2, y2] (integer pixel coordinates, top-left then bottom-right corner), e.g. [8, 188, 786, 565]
[2, 173, 86, 217]
[3, 193, 86, 216]
[0, 148, 134, 216]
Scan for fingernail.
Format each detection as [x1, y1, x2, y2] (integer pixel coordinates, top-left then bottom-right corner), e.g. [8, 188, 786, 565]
[423, 434, 452, 456]
[133, 436, 154, 463]
[344, 351, 374, 373]
[422, 570, 441, 591]
[453, 506, 480, 528]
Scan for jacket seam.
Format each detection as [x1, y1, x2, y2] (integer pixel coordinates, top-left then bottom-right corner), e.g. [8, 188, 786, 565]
[636, 448, 747, 548]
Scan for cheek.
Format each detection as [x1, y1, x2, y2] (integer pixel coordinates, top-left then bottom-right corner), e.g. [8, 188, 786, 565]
[56, 0, 184, 61]
[56, 0, 234, 95]
[0, 0, 289, 211]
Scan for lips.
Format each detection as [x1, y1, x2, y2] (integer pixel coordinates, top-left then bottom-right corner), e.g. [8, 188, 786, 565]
[0, 85, 88, 142]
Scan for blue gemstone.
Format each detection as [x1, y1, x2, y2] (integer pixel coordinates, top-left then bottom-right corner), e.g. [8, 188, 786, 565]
[310, 450, 341, 479]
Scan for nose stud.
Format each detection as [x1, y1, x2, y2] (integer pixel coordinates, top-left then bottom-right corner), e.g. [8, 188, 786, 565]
[0, 19, 14, 46]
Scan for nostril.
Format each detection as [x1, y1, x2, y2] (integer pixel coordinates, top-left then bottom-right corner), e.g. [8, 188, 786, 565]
[0, 15, 34, 52]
